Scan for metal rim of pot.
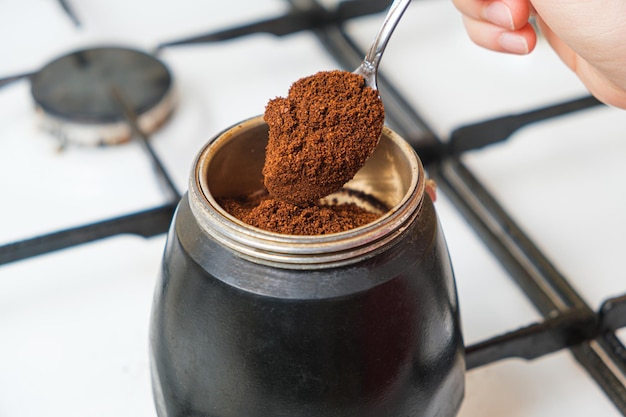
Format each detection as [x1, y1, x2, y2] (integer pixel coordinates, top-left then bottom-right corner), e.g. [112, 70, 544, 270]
[187, 115, 426, 269]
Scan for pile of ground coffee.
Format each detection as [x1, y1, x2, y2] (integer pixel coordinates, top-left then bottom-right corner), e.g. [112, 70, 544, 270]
[218, 194, 380, 235]
[263, 70, 385, 205]
[217, 70, 385, 235]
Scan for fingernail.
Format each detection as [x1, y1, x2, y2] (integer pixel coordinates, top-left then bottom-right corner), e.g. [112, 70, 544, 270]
[483, 2, 514, 29]
[498, 32, 530, 54]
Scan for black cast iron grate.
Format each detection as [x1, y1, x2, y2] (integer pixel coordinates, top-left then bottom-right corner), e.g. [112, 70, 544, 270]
[0, 0, 625, 414]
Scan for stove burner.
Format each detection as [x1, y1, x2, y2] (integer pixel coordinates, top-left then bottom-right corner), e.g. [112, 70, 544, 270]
[30, 46, 175, 146]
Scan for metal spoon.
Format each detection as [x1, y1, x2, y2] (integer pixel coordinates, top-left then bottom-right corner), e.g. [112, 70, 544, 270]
[263, 0, 413, 205]
[353, 0, 413, 90]
[0, 71, 35, 90]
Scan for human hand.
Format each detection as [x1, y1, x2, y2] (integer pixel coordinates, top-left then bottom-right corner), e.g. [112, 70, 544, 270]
[451, 0, 626, 109]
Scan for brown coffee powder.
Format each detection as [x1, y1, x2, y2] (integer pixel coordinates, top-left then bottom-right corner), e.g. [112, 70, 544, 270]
[262, 70, 384, 205]
[216, 70, 386, 235]
[218, 194, 380, 235]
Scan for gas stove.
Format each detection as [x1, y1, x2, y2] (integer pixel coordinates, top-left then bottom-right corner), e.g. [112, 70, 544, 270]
[1, 0, 625, 416]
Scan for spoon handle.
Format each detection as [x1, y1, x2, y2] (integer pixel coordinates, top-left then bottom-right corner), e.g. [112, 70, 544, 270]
[356, 0, 413, 88]
[0, 71, 35, 89]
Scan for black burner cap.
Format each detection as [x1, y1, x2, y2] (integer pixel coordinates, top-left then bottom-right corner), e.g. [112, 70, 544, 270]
[30, 46, 173, 124]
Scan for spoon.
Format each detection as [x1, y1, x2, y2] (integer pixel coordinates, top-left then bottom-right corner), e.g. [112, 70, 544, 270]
[0, 71, 35, 90]
[353, 0, 413, 90]
[263, 0, 413, 205]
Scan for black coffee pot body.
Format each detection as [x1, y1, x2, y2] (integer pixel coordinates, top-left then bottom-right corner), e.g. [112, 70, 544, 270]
[149, 117, 465, 417]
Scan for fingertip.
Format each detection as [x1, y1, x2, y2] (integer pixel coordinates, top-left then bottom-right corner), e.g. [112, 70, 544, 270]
[501, 0, 533, 29]
[463, 18, 537, 55]
[500, 23, 538, 55]
[498, 32, 530, 54]
[482, 2, 514, 30]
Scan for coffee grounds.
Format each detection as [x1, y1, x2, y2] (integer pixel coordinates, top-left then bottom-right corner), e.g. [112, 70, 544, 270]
[218, 194, 380, 235]
[262, 70, 384, 205]
[216, 70, 385, 235]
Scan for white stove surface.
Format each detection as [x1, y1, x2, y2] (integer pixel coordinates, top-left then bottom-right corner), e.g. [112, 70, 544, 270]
[1, 1, 625, 416]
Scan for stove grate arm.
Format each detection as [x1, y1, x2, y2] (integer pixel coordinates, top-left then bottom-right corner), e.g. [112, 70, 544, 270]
[0, 204, 176, 266]
[465, 293, 626, 370]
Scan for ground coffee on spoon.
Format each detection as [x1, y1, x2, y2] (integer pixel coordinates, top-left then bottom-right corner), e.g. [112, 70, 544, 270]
[217, 70, 385, 235]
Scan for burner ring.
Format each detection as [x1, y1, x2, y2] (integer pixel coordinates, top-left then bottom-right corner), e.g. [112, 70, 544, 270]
[30, 46, 175, 146]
